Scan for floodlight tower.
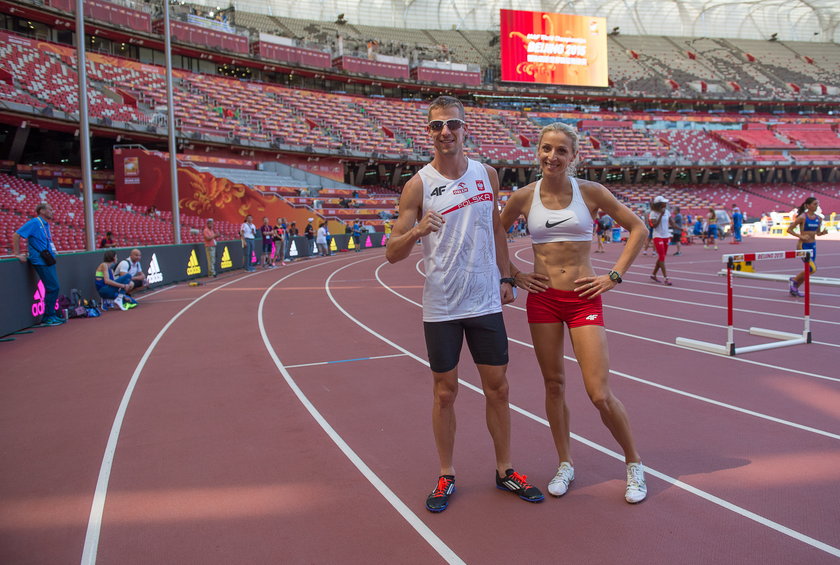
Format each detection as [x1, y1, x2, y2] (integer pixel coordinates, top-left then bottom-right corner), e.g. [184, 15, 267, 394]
[163, 0, 182, 243]
[74, 0, 95, 250]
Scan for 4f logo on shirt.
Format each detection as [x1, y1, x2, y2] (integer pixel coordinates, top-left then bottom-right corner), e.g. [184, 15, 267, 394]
[430, 185, 447, 197]
[476, 180, 485, 191]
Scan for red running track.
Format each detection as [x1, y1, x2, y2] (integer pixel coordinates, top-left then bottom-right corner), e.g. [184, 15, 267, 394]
[1, 235, 838, 564]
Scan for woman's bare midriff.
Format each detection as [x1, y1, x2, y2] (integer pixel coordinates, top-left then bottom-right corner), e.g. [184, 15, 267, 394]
[533, 240, 594, 290]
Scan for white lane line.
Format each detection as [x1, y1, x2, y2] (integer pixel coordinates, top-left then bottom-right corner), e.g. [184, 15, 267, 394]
[611, 367, 840, 440]
[369, 260, 840, 558]
[81, 270, 264, 565]
[134, 285, 175, 301]
[284, 353, 408, 369]
[609, 325, 840, 384]
[258, 259, 465, 565]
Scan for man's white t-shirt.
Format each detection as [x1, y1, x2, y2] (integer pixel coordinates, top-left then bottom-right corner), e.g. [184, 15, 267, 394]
[418, 158, 500, 322]
[115, 259, 143, 277]
[241, 222, 257, 239]
[650, 209, 671, 239]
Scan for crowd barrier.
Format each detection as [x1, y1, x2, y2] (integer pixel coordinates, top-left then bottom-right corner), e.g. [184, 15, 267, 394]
[0, 233, 387, 338]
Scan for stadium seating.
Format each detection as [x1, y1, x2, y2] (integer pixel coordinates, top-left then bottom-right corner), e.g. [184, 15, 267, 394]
[0, 40, 148, 123]
[581, 122, 668, 158]
[717, 128, 796, 150]
[0, 174, 239, 254]
[775, 124, 840, 149]
[2, 27, 837, 168]
[658, 130, 742, 162]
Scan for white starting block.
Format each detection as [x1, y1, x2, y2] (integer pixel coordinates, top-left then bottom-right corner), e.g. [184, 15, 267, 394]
[677, 250, 814, 356]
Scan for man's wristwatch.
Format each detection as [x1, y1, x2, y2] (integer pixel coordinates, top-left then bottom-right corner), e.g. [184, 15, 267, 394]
[608, 270, 622, 284]
[500, 277, 516, 286]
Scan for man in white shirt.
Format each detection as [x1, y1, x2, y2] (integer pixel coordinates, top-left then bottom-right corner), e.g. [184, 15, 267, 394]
[114, 248, 148, 298]
[240, 214, 257, 272]
[649, 196, 674, 285]
[316, 222, 329, 256]
[386, 95, 542, 513]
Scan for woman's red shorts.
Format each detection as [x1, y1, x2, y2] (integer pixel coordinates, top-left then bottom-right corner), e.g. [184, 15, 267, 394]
[526, 288, 604, 327]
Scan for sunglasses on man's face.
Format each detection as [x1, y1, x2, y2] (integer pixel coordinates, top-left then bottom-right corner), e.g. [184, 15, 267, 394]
[428, 119, 466, 132]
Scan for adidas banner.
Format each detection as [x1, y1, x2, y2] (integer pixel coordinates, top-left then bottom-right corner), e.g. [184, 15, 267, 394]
[0, 240, 244, 337]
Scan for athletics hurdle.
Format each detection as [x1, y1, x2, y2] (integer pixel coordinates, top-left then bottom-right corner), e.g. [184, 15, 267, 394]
[676, 250, 812, 356]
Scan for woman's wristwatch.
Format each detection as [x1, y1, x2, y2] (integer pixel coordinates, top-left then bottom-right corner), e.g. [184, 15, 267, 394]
[608, 270, 622, 283]
[500, 277, 516, 286]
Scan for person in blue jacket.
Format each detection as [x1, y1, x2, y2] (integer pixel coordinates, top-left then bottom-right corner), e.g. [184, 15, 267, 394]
[12, 203, 63, 326]
[731, 205, 744, 243]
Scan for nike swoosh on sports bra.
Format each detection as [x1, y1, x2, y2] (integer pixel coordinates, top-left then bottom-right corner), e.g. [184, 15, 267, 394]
[527, 177, 593, 243]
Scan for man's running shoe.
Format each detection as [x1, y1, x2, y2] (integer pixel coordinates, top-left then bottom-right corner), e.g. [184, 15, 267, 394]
[425, 475, 455, 513]
[124, 295, 137, 305]
[625, 462, 647, 504]
[39, 315, 65, 326]
[547, 462, 575, 497]
[496, 469, 544, 502]
[125, 301, 138, 309]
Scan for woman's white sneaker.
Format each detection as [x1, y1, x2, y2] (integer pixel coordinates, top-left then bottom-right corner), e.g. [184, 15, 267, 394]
[547, 462, 575, 497]
[625, 462, 647, 503]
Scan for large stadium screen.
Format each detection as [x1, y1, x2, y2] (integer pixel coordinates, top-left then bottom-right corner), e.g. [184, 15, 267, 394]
[500, 9, 608, 87]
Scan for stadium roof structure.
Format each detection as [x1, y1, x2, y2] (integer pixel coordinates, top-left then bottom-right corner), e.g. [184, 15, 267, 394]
[206, 0, 839, 42]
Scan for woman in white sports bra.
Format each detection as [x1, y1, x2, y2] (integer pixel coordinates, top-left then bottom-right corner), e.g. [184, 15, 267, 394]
[500, 122, 649, 504]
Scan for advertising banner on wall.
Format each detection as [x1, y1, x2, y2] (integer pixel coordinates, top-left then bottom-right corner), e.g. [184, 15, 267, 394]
[500, 9, 609, 87]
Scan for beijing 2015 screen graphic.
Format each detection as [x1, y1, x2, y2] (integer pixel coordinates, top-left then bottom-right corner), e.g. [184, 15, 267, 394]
[500, 9, 609, 87]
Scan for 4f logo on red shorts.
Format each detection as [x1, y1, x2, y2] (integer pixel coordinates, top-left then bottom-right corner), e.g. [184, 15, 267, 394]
[476, 180, 485, 191]
[586, 314, 599, 321]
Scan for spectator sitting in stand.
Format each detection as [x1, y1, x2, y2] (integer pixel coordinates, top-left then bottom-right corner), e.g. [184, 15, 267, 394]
[99, 231, 117, 248]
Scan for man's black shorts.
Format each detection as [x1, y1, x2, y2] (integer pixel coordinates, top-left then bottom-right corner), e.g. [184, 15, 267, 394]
[423, 312, 508, 373]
